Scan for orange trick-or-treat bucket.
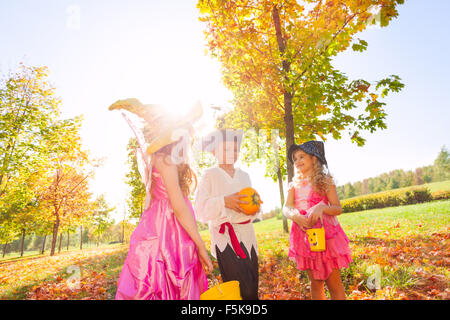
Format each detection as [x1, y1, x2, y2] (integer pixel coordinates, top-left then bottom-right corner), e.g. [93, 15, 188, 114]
[306, 215, 326, 252]
[200, 279, 242, 300]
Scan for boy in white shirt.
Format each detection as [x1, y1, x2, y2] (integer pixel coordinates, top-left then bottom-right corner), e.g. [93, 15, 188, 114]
[194, 129, 260, 300]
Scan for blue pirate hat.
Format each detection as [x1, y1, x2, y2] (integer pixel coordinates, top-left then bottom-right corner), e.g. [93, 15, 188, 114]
[288, 140, 328, 167]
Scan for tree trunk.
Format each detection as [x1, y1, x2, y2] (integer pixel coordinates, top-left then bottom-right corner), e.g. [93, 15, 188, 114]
[284, 97, 295, 180]
[122, 221, 125, 244]
[50, 219, 60, 256]
[20, 229, 26, 257]
[272, 4, 296, 197]
[277, 167, 288, 233]
[2, 242, 8, 258]
[272, 5, 295, 179]
[58, 233, 63, 253]
[97, 233, 100, 247]
[67, 231, 70, 250]
[41, 235, 46, 254]
[79, 226, 82, 250]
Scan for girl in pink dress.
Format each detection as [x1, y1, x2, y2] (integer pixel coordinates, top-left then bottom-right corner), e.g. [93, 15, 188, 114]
[109, 99, 212, 300]
[283, 141, 352, 300]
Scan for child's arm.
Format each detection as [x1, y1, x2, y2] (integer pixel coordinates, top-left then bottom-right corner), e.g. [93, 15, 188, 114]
[308, 184, 342, 225]
[282, 187, 296, 218]
[156, 155, 213, 272]
[322, 183, 342, 216]
[283, 186, 309, 231]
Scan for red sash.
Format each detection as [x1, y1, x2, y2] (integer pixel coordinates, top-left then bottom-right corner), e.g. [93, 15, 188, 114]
[219, 220, 251, 259]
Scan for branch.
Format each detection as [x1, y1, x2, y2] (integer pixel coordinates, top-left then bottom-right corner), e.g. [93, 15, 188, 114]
[292, 10, 362, 84]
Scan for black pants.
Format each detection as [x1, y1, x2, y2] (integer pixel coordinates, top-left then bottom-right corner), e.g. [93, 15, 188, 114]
[216, 242, 259, 300]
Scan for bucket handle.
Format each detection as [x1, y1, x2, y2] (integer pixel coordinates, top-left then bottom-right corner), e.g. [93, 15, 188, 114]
[309, 212, 324, 228]
[213, 277, 223, 295]
[318, 213, 324, 227]
[307, 203, 325, 228]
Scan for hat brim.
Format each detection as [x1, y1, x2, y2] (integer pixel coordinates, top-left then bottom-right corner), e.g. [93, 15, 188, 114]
[112, 100, 203, 155]
[287, 144, 303, 164]
[147, 104, 203, 154]
[288, 142, 328, 166]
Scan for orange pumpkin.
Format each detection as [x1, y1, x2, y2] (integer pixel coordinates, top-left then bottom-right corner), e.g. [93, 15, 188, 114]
[238, 187, 261, 215]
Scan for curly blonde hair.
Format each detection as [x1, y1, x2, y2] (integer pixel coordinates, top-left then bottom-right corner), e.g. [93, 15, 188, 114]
[293, 155, 335, 196]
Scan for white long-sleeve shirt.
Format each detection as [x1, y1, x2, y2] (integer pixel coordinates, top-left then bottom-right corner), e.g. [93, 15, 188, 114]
[194, 166, 259, 259]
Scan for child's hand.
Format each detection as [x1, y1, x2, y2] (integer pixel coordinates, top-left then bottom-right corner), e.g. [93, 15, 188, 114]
[198, 246, 213, 274]
[224, 192, 248, 213]
[292, 214, 309, 232]
[307, 204, 326, 226]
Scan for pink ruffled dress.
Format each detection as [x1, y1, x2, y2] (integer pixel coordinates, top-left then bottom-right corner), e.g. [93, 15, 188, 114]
[115, 166, 208, 300]
[288, 179, 352, 280]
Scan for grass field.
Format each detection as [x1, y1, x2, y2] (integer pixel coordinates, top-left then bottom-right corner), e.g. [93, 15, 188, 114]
[1, 200, 449, 300]
[0, 242, 120, 263]
[425, 180, 450, 193]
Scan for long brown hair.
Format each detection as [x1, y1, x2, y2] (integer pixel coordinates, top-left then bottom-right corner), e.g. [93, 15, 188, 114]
[153, 140, 198, 197]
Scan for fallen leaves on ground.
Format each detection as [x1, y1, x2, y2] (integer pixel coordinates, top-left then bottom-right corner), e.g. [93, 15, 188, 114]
[26, 270, 110, 300]
[2, 228, 449, 300]
[255, 231, 449, 300]
[0, 245, 128, 300]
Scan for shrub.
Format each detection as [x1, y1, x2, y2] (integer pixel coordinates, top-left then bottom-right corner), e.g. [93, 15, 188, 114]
[431, 190, 450, 201]
[263, 208, 281, 220]
[404, 188, 432, 204]
[341, 187, 432, 213]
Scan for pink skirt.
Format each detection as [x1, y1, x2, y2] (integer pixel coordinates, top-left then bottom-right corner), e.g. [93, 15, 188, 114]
[115, 197, 208, 300]
[288, 216, 352, 280]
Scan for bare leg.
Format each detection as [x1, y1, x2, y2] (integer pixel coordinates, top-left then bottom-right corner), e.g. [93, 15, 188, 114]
[306, 270, 326, 300]
[325, 269, 346, 300]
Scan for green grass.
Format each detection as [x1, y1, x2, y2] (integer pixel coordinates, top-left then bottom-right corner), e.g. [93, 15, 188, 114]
[253, 217, 286, 234]
[426, 180, 450, 193]
[0, 243, 124, 263]
[338, 199, 450, 238]
[0, 249, 44, 262]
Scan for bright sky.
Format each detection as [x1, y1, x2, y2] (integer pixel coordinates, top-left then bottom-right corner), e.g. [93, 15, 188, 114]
[1, 0, 449, 223]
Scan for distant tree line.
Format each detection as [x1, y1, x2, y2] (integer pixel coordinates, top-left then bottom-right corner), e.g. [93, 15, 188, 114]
[337, 146, 449, 199]
[1, 219, 136, 258]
